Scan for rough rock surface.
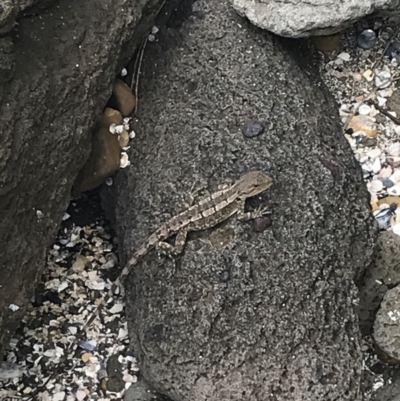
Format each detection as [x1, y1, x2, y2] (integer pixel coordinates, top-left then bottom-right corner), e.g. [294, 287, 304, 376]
[359, 231, 400, 335]
[102, 0, 378, 400]
[229, 0, 400, 38]
[0, 0, 164, 358]
[374, 285, 400, 361]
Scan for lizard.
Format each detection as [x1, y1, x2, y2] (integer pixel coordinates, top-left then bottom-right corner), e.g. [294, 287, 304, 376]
[82, 170, 273, 330]
[31, 170, 273, 400]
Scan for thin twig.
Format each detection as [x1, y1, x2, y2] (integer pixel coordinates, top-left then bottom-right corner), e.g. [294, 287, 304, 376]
[134, 37, 148, 114]
[371, 26, 400, 70]
[366, 99, 400, 125]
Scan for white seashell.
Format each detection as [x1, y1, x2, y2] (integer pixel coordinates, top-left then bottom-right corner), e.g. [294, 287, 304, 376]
[372, 157, 381, 174]
[375, 70, 391, 88]
[129, 130, 136, 139]
[392, 223, 400, 236]
[377, 96, 387, 106]
[109, 123, 117, 134]
[121, 68, 127, 77]
[9, 303, 19, 312]
[110, 303, 124, 314]
[366, 148, 381, 159]
[337, 52, 350, 61]
[369, 180, 384, 193]
[120, 152, 130, 168]
[388, 185, 400, 195]
[387, 142, 400, 157]
[358, 104, 371, 115]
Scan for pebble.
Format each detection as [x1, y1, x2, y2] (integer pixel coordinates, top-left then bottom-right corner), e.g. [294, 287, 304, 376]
[388, 185, 400, 196]
[366, 148, 381, 159]
[387, 143, 400, 157]
[369, 180, 384, 193]
[241, 121, 264, 137]
[337, 52, 351, 62]
[357, 29, 377, 49]
[378, 166, 393, 178]
[382, 178, 394, 188]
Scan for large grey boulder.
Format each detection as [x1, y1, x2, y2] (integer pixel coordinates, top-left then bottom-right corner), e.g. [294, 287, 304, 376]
[0, 0, 164, 358]
[229, 0, 400, 38]
[102, 0, 378, 400]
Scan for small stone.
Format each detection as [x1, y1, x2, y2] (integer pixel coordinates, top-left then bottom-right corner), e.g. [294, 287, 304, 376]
[105, 177, 113, 186]
[388, 185, 400, 196]
[369, 180, 384, 193]
[82, 352, 92, 363]
[123, 373, 135, 382]
[241, 121, 264, 138]
[79, 339, 97, 352]
[53, 392, 66, 401]
[110, 303, 124, 314]
[382, 178, 394, 188]
[387, 156, 400, 168]
[121, 68, 127, 77]
[36, 210, 44, 219]
[151, 26, 159, 35]
[357, 29, 377, 49]
[337, 52, 350, 61]
[378, 166, 393, 179]
[366, 148, 381, 159]
[387, 143, 400, 157]
[358, 104, 371, 116]
[148, 34, 156, 42]
[23, 387, 33, 394]
[347, 115, 377, 137]
[359, 136, 377, 147]
[76, 390, 87, 401]
[363, 69, 374, 82]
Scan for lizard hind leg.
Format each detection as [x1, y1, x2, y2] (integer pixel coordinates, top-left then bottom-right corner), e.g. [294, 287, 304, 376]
[156, 229, 188, 255]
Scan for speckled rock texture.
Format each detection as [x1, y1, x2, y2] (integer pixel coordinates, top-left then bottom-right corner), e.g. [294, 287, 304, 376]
[229, 0, 400, 38]
[359, 231, 400, 335]
[374, 285, 400, 360]
[102, 0, 379, 400]
[0, 0, 164, 359]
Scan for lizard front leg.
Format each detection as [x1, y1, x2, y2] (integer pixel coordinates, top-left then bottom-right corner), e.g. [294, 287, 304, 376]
[156, 229, 188, 255]
[237, 200, 269, 221]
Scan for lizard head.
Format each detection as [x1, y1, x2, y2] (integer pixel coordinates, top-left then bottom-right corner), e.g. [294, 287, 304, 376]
[235, 171, 273, 198]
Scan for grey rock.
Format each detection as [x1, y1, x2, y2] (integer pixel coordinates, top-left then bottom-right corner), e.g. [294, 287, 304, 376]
[374, 285, 400, 360]
[371, 370, 400, 401]
[0, 0, 164, 359]
[102, 0, 378, 400]
[359, 231, 400, 335]
[229, 0, 400, 38]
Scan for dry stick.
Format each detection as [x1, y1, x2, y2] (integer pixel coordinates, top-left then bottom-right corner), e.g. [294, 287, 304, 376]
[134, 37, 148, 114]
[366, 99, 400, 125]
[371, 26, 400, 70]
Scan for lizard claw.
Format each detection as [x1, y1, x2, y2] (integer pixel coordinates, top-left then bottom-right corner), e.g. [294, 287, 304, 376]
[252, 206, 270, 218]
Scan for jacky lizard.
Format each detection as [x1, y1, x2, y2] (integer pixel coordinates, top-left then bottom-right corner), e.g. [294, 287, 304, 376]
[83, 170, 273, 330]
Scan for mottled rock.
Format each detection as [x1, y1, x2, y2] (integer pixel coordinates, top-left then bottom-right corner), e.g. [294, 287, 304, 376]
[374, 285, 400, 361]
[0, 0, 165, 359]
[359, 231, 400, 335]
[102, 1, 378, 399]
[229, 0, 400, 38]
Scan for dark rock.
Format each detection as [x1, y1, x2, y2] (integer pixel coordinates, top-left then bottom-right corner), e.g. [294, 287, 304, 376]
[0, 0, 165, 359]
[359, 231, 400, 336]
[102, 1, 378, 400]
